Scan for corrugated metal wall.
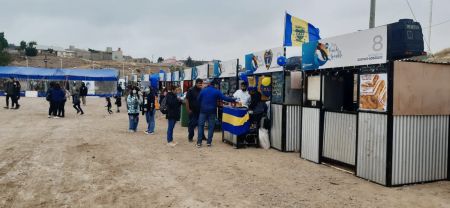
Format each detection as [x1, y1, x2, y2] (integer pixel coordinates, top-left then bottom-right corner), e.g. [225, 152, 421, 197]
[270, 104, 283, 151]
[301, 107, 321, 163]
[392, 115, 449, 185]
[323, 112, 357, 165]
[223, 131, 237, 145]
[286, 106, 302, 152]
[357, 113, 388, 185]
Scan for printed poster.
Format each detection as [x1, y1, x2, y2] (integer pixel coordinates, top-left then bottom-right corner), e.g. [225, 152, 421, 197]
[359, 73, 387, 111]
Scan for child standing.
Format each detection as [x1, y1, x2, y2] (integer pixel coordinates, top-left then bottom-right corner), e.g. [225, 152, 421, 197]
[106, 97, 113, 114]
[72, 88, 84, 115]
[114, 94, 122, 113]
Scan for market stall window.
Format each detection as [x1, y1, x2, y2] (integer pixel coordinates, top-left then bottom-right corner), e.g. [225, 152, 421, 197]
[284, 71, 302, 105]
[322, 69, 357, 112]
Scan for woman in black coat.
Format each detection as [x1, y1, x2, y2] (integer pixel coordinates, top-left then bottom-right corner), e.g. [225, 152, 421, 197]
[165, 86, 182, 147]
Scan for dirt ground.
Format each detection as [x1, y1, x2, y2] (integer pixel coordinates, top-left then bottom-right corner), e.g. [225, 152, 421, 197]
[0, 97, 449, 208]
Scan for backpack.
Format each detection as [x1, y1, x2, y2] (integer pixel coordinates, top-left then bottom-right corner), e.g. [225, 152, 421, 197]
[160, 96, 168, 114]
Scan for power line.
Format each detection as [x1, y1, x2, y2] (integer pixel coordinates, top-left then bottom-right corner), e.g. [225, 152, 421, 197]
[426, 18, 450, 28]
[405, 0, 432, 54]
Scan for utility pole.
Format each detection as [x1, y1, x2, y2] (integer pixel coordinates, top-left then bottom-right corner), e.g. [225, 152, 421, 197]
[369, 0, 376, 28]
[428, 0, 433, 53]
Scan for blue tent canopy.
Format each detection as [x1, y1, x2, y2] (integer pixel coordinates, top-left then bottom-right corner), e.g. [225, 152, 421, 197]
[0, 66, 118, 81]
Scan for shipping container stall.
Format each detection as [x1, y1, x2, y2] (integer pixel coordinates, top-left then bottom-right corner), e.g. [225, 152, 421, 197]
[165, 72, 173, 89]
[357, 61, 450, 186]
[300, 25, 390, 169]
[281, 47, 304, 152]
[182, 68, 192, 93]
[172, 71, 180, 87]
[219, 59, 242, 146]
[158, 70, 166, 90]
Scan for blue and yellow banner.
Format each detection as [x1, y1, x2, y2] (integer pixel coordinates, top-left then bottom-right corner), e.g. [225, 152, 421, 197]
[222, 107, 250, 136]
[284, 13, 321, 46]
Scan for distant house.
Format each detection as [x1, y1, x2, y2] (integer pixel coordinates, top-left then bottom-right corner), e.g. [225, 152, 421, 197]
[163, 57, 184, 66]
[112, 48, 124, 61]
[132, 58, 151, 64]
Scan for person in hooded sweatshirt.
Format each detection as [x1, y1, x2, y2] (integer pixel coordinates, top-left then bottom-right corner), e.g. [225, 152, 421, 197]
[127, 88, 141, 132]
[72, 88, 84, 115]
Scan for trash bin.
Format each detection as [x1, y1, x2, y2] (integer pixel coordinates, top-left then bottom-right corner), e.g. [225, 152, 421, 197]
[181, 103, 189, 127]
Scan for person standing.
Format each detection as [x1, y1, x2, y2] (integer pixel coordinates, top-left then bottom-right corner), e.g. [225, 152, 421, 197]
[165, 86, 182, 147]
[3, 77, 15, 109]
[127, 88, 140, 132]
[105, 97, 113, 114]
[114, 93, 122, 113]
[72, 88, 84, 115]
[145, 87, 156, 135]
[46, 82, 55, 118]
[197, 79, 236, 147]
[51, 83, 65, 118]
[233, 82, 250, 107]
[79, 82, 88, 106]
[57, 86, 69, 117]
[185, 78, 203, 142]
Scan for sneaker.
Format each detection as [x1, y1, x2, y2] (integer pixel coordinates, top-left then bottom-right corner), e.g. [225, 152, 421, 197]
[3, 106, 8, 109]
[150, 132, 155, 135]
[167, 142, 177, 147]
[15, 105, 20, 109]
[53, 116, 60, 119]
[144, 130, 149, 135]
[80, 112, 84, 115]
[48, 115, 51, 118]
[207, 143, 212, 147]
[196, 143, 202, 148]
[188, 139, 193, 143]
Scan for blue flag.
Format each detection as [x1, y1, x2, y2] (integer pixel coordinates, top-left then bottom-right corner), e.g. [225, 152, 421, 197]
[284, 13, 321, 46]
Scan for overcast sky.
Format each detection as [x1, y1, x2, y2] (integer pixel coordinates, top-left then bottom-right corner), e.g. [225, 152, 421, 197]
[1, 0, 449, 61]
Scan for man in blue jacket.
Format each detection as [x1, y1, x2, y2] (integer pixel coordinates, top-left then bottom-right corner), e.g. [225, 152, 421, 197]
[197, 79, 236, 147]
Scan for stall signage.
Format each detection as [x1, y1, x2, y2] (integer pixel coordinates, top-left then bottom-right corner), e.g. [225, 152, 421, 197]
[197, 64, 208, 79]
[159, 72, 165, 81]
[359, 73, 387, 112]
[220, 59, 238, 78]
[302, 25, 387, 70]
[184, 68, 192, 80]
[173, 71, 179, 82]
[166, 72, 172, 82]
[246, 47, 284, 74]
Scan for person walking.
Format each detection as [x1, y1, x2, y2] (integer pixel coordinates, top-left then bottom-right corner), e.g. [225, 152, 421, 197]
[144, 87, 156, 135]
[165, 86, 182, 147]
[197, 79, 236, 147]
[11, 80, 21, 109]
[79, 82, 88, 106]
[185, 78, 203, 142]
[3, 77, 15, 109]
[127, 88, 140, 132]
[57, 86, 69, 117]
[114, 92, 122, 113]
[51, 83, 65, 118]
[106, 97, 113, 114]
[72, 88, 84, 115]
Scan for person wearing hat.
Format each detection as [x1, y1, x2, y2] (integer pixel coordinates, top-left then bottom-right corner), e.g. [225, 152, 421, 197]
[233, 82, 250, 107]
[197, 79, 236, 147]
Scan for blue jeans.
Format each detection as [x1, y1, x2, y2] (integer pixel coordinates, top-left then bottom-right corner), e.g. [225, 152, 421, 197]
[197, 112, 216, 145]
[128, 114, 139, 131]
[188, 112, 199, 140]
[146, 109, 156, 133]
[167, 119, 177, 143]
